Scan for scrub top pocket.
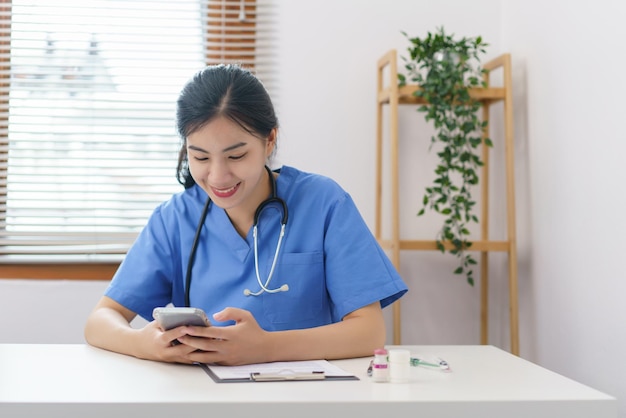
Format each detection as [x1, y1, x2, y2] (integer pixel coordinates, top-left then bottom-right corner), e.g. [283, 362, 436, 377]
[262, 251, 327, 328]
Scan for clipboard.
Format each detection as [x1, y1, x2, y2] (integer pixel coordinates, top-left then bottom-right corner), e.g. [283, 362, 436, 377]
[198, 360, 359, 383]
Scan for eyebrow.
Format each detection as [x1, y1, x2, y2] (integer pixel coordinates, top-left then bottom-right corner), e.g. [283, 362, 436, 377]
[187, 142, 247, 154]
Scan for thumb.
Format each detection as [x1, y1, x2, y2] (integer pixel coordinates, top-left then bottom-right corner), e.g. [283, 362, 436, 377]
[212, 307, 250, 324]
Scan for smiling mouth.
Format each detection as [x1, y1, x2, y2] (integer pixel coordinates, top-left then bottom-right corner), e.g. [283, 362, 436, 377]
[212, 182, 240, 198]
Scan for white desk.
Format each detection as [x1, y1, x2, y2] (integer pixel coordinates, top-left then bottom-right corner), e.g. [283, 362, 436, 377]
[0, 344, 616, 418]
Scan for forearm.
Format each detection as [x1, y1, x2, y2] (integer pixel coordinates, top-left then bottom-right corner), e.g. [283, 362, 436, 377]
[84, 308, 139, 354]
[84, 298, 143, 358]
[266, 302, 385, 362]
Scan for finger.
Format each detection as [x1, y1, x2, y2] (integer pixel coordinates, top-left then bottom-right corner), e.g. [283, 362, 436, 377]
[162, 326, 192, 345]
[177, 334, 222, 352]
[212, 307, 250, 324]
[183, 325, 228, 341]
[186, 349, 226, 365]
[158, 341, 201, 364]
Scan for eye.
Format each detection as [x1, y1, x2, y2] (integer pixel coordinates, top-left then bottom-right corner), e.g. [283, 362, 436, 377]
[229, 153, 246, 160]
[193, 156, 208, 162]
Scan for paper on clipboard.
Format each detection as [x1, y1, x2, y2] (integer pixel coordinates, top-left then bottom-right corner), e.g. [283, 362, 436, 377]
[199, 360, 358, 383]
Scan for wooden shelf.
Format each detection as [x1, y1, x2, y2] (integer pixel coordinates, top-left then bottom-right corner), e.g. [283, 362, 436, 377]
[376, 49, 519, 355]
[378, 239, 510, 252]
[378, 85, 507, 105]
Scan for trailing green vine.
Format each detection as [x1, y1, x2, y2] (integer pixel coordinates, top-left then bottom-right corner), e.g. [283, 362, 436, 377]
[398, 27, 491, 286]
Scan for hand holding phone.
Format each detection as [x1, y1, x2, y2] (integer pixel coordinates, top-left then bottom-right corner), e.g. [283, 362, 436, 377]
[152, 307, 211, 331]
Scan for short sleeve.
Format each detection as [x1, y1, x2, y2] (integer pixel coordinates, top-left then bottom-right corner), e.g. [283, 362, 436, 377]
[104, 204, 182, 321]
[323, 193, 407, 321]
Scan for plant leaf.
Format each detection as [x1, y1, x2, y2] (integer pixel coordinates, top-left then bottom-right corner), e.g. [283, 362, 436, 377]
[403, 26, 488, 285]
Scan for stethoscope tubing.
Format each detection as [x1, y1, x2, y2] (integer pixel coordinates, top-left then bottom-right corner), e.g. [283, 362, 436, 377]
[184, 195, 211, 308]
[184, 166, 288, 307]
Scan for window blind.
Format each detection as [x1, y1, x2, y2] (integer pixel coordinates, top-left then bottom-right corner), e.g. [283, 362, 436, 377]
[0, 0, 275, 262]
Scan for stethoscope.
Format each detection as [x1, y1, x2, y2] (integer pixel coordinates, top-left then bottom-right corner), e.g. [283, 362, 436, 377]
[184, 166, 289, 307]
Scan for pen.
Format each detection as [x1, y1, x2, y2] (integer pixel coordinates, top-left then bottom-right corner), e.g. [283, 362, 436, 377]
[251, 371, 326, 381]
[410, 357, 451, 371]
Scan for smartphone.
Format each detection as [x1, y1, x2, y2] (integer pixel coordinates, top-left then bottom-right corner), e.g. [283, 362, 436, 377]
[152, 307, 211, 331]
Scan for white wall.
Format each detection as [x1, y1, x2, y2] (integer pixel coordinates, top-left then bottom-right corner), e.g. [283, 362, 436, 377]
[273, 0, 506, 349]
[501, 0, 626, 409]
[1, 0, 624, 415]
[0, 279, 109, 343]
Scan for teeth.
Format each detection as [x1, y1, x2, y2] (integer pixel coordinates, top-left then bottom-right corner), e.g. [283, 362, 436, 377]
[216, 185, 236, 193]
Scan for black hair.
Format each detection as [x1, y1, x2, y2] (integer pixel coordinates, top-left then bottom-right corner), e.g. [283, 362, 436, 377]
[175, 64, 278, 188]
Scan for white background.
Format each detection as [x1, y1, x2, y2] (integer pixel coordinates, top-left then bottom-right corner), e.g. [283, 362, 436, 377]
[1, 0, 625, 415]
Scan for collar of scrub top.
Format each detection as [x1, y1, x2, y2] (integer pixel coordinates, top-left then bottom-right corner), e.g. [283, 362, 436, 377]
[184, 165, 289, 307]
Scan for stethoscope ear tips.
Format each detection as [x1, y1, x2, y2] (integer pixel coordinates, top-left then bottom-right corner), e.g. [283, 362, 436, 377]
[243, 289, 252, 296]
[279, 284, 289, 292]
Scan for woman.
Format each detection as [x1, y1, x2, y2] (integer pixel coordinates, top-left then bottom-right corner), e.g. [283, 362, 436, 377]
[84, 64, 407, 366]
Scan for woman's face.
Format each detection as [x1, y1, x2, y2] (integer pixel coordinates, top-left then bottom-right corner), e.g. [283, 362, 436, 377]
[186, 116, 275, 216]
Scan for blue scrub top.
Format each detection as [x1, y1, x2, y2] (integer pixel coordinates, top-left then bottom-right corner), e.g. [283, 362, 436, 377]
[105, 166, 407, 331]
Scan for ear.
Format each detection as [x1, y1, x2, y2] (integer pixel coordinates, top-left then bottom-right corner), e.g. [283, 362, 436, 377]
[265, 128, 277, 157]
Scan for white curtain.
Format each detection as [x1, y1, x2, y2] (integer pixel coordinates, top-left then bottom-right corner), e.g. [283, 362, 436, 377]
[0, 0, 275, 261]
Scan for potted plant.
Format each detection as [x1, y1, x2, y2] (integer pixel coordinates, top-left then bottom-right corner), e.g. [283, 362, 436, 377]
[398, 27, 490, 286]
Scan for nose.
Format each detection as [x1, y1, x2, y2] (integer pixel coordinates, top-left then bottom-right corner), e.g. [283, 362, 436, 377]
[206, 160, 232, 186]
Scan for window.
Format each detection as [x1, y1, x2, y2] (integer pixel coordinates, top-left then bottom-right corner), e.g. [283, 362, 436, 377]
[0, 0, 275, 279]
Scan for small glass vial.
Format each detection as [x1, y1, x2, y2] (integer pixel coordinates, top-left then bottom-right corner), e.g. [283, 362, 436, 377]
[388, 349, 411, 383]
[371, 348, 389, 382]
